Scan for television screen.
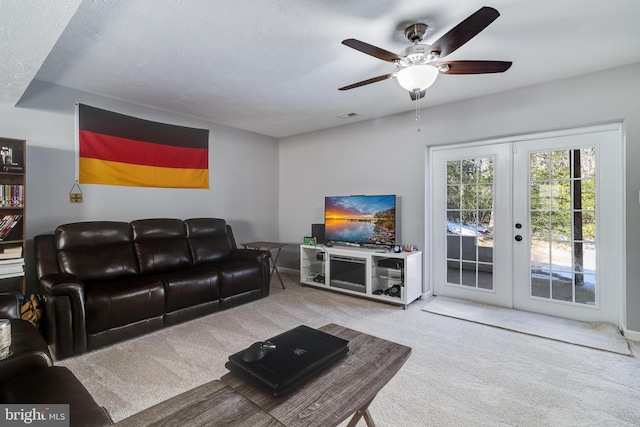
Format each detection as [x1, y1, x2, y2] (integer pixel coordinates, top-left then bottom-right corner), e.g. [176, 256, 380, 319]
[324, 195, 396, 246]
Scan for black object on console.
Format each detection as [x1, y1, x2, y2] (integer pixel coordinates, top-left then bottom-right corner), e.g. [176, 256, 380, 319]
[311, 223, 325, 244]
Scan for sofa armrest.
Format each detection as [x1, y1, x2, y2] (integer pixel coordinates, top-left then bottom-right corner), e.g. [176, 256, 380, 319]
[232, 249, 272, 297]
[231, 248, 270, 263]
[0, 293, 20, 319]
[38, 274, 87, 360]
[0, 319, 53, 383]
[34, 234, 60, 277]
[0, 366, 113, 426]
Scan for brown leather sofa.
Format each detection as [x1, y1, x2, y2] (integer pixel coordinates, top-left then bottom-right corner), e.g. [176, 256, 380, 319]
[35, 218, 271, 360]
[0, 293, 112, 426]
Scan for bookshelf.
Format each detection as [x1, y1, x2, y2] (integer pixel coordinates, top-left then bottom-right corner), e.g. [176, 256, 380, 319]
[0, 138, 25, 295]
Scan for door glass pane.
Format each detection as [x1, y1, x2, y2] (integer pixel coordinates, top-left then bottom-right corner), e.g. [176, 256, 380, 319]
[447, 260, 461, 284]
[531, 239, 551, 298]
[461, 185, 477, 209]
[447, 185, 460, 209]
[530, 211, 549, 238]
[530, 182, 550, 211]
[550, 181, 571, 210]
[580, 179, 596, 210]
[528, 148, 597, 305]
[461, 160, 476, 183]
[580, 148, 596, 178]
[447, 161, 461, 184]
[551, 151, 570, 179]
[446, 158, 494, 290]
[478, 185, 493, 208]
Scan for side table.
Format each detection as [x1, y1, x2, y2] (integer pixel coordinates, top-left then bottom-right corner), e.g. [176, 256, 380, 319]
[241, 242, 286, 289]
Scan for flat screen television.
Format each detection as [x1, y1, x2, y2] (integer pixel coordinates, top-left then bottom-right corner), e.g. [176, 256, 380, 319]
[324, 195, 396, 247]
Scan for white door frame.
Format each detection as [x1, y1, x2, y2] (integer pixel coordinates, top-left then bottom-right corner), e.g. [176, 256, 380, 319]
[425, 122, 625, 328]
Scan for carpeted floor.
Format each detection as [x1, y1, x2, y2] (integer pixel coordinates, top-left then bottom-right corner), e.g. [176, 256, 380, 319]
[422, 296, 631, 356]
[59, 273, 640, 426]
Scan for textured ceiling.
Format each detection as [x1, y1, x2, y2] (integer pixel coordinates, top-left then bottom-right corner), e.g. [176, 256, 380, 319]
[3, 0, 640, 138]
[0, 0, 83, 105]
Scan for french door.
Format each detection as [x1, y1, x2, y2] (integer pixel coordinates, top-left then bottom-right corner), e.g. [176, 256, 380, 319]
[429, 124, 623, 324]
[431, 143, 513, 307]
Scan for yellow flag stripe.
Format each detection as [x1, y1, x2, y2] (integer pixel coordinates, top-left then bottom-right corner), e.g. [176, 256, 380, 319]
[79, 157, 209, 189]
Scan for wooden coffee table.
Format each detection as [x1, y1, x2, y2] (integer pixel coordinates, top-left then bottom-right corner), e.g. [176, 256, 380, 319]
[115, 380, 284, 427]
[115, 324, 411, 427]
[221, 323, 412, 427]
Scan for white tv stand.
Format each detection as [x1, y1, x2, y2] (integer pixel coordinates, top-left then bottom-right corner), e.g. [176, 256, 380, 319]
[299, 244, 422, 309]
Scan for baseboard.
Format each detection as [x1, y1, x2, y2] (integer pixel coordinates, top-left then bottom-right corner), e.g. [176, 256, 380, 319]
[622, 326, 640, 343]
[278, 267, 299, 276]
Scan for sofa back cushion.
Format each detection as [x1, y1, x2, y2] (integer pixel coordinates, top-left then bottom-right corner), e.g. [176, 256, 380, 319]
[132, 219, 192, 275]
[56, 222, 138, 282]
[185, 218, 233, 264]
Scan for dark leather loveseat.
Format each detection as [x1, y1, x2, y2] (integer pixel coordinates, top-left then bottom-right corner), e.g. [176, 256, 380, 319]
[35, 218, 271, 360]
[0, 293, 112, 426]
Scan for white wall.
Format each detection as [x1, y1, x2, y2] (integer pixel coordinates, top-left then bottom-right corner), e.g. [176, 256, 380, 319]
[279, 62, 640, 334]
[1, 81, 280, 291]
[4, 64, 640, 333]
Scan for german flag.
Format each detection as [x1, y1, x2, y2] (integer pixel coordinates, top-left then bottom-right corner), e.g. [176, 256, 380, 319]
[77, 104, 209, 188]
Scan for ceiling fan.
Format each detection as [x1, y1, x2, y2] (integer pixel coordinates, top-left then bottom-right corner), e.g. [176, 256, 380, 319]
[339, 6, 512, 100]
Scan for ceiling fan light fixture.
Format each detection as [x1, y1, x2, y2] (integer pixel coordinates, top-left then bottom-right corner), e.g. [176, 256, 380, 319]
[396, 65, 438, 92]
[426, 51, 440, 61]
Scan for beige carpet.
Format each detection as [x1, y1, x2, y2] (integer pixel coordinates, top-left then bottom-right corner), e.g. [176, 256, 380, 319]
[59, 273, 640, 426]
[422, 296, 631, 356]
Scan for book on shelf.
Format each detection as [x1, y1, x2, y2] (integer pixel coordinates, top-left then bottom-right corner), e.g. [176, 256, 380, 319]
[0, 257, 24, 278]
[0, 185, 24, 207]
[0, 270, 24, 279]
[0, 214, 22, 241]
[0, 266, 23, 275]
[2, 165, 23, 173]
[0, 257, 23, 266]
[0, 245, 21, 259]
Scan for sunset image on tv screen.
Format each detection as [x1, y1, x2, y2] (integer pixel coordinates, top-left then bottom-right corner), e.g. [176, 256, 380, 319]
[324, 195, 396, 246]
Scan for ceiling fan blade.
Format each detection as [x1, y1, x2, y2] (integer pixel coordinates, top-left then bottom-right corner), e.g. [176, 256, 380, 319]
[409, 90, 427, 101]
[429, 7, 500, 58]
[339, 73, 397, 91]
[342, 39, 403, 62]
[438, 60, 512, 74]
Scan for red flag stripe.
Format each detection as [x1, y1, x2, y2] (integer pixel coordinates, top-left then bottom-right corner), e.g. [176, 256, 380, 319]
[79, 130, 208, 169]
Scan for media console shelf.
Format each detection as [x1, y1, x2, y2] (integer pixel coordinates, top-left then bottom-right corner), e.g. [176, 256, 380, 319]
[300, 244, 422, 309]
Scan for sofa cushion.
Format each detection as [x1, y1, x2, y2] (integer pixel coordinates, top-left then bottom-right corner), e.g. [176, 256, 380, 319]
[56, 221, 138, 282]
[162, 265, 221, 313]
[85, 277, 165, 334]
[132, 219, 192, 274]
[185, 218, 233, 264]
[217, 259, 263, 298]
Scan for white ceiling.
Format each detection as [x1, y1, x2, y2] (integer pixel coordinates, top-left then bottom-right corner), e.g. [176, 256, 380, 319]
[3, 0, 640, 138]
